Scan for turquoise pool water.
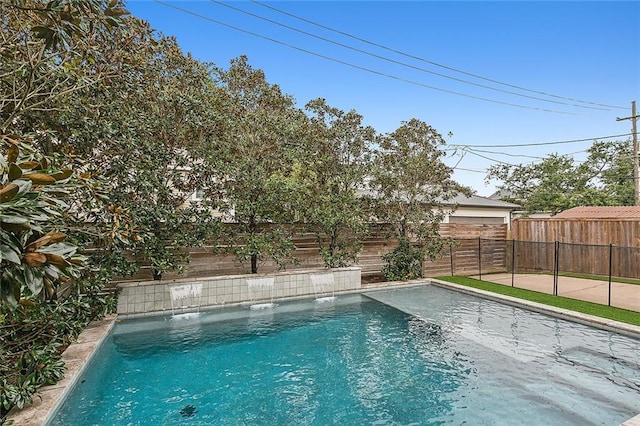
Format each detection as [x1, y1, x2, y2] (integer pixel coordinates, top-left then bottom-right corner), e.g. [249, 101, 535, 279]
[50, 285, 639, 425]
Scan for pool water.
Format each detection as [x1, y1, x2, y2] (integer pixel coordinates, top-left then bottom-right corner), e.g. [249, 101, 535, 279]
[50, 285, 640, 425]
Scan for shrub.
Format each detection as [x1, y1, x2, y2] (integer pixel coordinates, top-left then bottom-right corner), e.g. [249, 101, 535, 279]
[381, 240, 424, 281]
[0, 282, 119, 422]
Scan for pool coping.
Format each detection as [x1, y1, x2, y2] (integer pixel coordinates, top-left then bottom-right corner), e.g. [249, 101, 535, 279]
[429, 279, 640, 339]
[6, 314, 117, 426]
[7, 279, 640, 425]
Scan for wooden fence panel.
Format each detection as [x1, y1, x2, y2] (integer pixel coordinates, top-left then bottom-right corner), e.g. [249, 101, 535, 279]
[512, 219, 640, 279]
[513, 240, 556, 274]
[612, 246, 640, 279]
[557, 243, 608, 276]
[512, 218, 640, 247]
[117, 223, 507, 281]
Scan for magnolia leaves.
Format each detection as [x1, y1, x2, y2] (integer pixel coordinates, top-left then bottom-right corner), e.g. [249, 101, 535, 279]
[0, 227, 82, 309]
[1, 140, 80, 308]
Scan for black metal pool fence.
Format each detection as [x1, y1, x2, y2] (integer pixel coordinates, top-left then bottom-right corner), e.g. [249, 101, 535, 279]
[447, 238, 640, 307]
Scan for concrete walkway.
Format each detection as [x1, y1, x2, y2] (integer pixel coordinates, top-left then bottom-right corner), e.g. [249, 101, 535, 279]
[474, 273, 640, 312]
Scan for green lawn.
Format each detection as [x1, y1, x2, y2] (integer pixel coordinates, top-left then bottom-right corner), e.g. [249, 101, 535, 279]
[434, 275, 640, 327]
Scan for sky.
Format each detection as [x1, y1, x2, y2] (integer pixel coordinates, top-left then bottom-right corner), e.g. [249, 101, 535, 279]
[126, 1, 640, 196]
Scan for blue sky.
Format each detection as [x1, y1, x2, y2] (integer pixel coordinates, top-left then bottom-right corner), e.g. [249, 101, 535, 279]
[127, 1, 640, 196]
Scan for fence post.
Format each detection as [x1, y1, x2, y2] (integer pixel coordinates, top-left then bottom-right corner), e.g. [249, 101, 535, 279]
[449, 244, 454, 276]
[478, 237, 482, 280]
[553, 241, 559, 296]
[511, 239, 515, 287]
[608, 243, 613, 307]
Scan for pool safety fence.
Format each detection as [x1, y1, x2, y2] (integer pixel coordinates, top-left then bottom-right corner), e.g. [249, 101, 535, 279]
[116, 267, 360, 316]
[446, 238, 640, 309]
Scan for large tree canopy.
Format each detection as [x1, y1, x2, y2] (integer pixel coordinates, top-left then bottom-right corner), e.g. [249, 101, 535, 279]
[487, 140, 634, 214]
[1, 0, 133, 307]
[61, 28, 224, 279]
[208, 56, 308, 273]
[301, 98, 375, 268]
[369, 119, 468, 280]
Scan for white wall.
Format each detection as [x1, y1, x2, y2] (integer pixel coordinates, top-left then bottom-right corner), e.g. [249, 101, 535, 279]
[441, 206, 513, 230]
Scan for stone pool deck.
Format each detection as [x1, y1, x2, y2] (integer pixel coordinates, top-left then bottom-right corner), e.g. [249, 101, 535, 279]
[7, 279, 640, 425]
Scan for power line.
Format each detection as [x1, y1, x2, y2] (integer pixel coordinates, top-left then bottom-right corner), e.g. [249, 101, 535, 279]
[452, 167, 487, 174]
[449, 133, 632, 148]
[251, 0, 626, 111]
[151, 0, 584, 115]
[463, 146, 619, 160]
[455, 147, 636, 180]
[463, 149, 516, 166]
[465, 148, 546, 160]
[212, 0, 607, 111]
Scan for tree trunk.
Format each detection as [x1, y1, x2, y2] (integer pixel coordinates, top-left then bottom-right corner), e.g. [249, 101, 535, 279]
[250, 214, 258, 274]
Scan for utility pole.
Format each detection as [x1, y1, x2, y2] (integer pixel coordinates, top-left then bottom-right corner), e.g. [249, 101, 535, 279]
[616, 101, 639, 206]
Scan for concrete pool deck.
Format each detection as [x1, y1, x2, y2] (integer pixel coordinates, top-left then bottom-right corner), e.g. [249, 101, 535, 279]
[7, 280, 640, 425]
[472, 273, 640, 312]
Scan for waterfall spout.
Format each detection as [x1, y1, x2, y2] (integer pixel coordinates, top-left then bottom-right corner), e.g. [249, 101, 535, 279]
[309, 273, 336, 302]
[169, 283, 203, 316]
[247, 277, 276, 309]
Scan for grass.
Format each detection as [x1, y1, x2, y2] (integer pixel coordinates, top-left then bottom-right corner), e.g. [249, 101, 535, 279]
[434, 275, 640, 327]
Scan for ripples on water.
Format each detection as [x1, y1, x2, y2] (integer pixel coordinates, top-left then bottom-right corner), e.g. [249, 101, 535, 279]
[51, 286, 640, 425]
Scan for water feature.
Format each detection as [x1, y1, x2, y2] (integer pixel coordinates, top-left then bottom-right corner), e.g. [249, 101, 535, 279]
[309, 272, 335, 302]
[247, 277, 275, 310]
[168, 283, 202, 316]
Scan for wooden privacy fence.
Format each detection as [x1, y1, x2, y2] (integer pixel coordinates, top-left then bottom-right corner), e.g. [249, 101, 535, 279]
[447, 238, 640, 281]
[116, 223, 508, 281]
[508, 240, 640, 281]
[508, 217, 640, 282]
[512, 218, 640, 247]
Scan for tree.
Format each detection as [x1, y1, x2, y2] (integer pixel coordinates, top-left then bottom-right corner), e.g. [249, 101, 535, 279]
[60, 31, 224, 279]
[583, 140, 634, 206]
[369, 119, 468, 280]
[209, 56, 306, 273]
[487, 140, 634, 214]
[301, 99, 374, 268]
[1, 0, 138, 418]
[1, 0, 131, 306]
[1, 140, 88, 307]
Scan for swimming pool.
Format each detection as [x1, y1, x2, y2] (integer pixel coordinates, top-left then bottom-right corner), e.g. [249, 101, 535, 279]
[49, 285, 640, 425]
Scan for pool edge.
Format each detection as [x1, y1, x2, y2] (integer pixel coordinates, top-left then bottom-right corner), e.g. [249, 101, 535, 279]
[6, 315, 117, 426]
[429, 279, 640, 339]
[622, 413, 640, 426]
[8, 279, 639, 426]
[429, 279, 640, 426]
